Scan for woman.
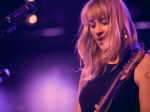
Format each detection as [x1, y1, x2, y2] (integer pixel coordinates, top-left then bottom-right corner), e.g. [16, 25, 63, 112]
[75, 0, 150, 112]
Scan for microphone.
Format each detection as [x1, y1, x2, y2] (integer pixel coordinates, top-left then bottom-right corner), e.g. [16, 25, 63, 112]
[0, 68, 10, 83]
[0, 2, 37, 38]
[0, 2, 37, 24]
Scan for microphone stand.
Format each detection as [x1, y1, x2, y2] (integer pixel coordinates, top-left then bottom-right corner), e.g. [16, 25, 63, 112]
[0, 21, 17, 38]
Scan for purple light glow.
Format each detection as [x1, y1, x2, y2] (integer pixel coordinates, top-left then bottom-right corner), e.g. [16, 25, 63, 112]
[21, 66, 77, 112]
[0, 89, 12, 112]
[41, 28, 66, 37]
[0, 53, 79, 112]
[134, 21, 150, 29]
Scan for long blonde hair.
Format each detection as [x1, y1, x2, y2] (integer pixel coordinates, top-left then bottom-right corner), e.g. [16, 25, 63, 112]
[76, 0, 142, 79]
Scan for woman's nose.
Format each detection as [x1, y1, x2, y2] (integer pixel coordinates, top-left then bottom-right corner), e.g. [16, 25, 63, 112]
[96, 32, 103, 37]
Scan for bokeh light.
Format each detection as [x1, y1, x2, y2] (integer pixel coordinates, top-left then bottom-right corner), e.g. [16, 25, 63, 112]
[26, 14, 37, 25]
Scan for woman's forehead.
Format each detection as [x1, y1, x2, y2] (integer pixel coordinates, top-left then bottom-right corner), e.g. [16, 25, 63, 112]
[86, 8, 107, 21]
[87, 14, 106, 21]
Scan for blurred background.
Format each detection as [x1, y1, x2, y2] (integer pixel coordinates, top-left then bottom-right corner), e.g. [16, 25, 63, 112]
[0, 0, 150, 112]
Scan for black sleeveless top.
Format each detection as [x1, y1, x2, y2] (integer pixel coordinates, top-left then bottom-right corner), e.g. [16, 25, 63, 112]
[79, 51, 140, 112]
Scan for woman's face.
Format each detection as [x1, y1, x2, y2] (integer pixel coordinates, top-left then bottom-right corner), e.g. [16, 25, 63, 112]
[88, 17, 109, 50]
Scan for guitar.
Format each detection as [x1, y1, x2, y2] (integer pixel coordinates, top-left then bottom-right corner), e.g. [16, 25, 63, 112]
[95, 49, 145, 112]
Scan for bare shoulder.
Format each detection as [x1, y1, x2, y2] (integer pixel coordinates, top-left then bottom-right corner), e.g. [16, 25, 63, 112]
[134, 53, 150, 86]
[140, 53, 150, 64]
[134, 53, 150, 111]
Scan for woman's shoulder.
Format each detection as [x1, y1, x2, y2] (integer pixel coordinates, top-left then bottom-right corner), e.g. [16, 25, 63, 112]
[134, 52, 150, 111]
[139, 52, 150, 66]
[134, 52, 150, 86]
[139, 52, 150, 65]
[136, 51, 150, 67]
[142, 51, 150, 60]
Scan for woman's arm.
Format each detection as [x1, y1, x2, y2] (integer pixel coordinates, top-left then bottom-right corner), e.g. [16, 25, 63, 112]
[134, 53, 150, 112]
[74, 73, 88, 112]
[75, 100, 81, 112]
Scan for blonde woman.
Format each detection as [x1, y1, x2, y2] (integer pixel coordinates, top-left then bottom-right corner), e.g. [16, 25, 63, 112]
[75, 0, 150, 112]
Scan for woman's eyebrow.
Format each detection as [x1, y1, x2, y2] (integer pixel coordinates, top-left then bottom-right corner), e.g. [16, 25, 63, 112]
[99, 17, 106, 21]
[88, 20, 95, 23]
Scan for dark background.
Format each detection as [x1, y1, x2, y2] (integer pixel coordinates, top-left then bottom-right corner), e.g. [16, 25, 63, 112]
[0, 0, 150, 112]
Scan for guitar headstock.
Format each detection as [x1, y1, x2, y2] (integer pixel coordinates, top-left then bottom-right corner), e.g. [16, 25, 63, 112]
[119, 49, 145, 80]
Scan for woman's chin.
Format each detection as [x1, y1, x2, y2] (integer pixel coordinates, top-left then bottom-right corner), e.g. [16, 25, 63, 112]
[98, 43, 105, 50]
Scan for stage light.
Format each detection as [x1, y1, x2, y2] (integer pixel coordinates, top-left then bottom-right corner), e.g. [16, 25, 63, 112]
[26, 14, 37, 25]
[25, 0, 35, 2]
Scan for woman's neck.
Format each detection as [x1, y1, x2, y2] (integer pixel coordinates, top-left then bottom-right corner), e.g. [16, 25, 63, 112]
[107, 56, 120, 64]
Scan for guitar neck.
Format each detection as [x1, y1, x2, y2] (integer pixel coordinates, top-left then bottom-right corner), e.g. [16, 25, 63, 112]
[96, 70, 125, 112]
[95, 49, 145, 112]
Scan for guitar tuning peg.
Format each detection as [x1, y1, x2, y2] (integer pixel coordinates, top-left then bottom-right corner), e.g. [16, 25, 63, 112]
[132, 55, 135, 57]
[132, 53, 136, 57]
[130, 58, 134, 61]
[125, 63, 128, 66]
[128, 60, 131, 63]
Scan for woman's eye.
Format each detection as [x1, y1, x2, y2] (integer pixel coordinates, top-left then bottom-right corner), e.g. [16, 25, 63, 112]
[99, 18, 108, 25]
[102, 22, 108, 25]
[89, 24, 95, 28]
[91, 25, 95, 28]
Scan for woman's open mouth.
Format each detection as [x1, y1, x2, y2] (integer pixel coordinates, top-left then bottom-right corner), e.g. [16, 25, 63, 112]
[97, 37, 104, 41]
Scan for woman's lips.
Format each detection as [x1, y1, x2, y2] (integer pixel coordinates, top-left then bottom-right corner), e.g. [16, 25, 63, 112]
[97, 37, 104, 41]
[97, 37, 104, 45]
